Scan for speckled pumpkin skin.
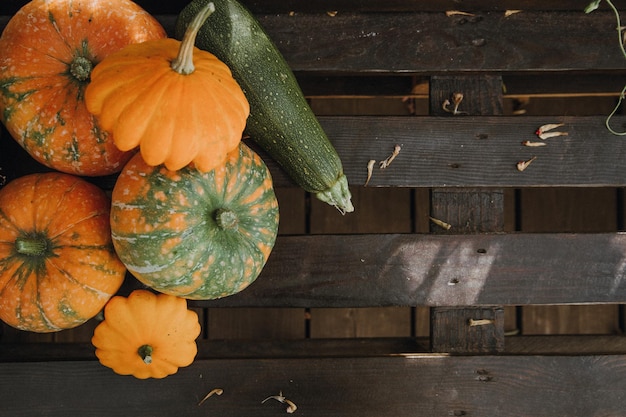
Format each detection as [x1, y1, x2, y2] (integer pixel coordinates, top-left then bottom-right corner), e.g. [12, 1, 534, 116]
[110, 143, 279, 300]
[0, 172, 126, 332]
[0, 0, 166, 176]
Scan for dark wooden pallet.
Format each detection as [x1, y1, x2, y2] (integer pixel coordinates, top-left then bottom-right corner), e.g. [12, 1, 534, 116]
[1, 1, 626, 416]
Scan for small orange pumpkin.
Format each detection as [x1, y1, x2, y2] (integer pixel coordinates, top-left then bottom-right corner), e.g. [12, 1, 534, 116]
[0, 0, 167, 176]
[85, 2, 249, 172]
[92, 289, 201, 379]
[0, 172, 126, 332]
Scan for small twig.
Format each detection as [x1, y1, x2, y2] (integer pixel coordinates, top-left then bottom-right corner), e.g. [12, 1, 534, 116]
[198, 388, 223, 406]
[379, 145, 402, 169]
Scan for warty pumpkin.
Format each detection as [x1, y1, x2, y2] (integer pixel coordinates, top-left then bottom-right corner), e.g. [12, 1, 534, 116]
[85, 2, 249, 172]
[0, 0, 166, 176]
[0, 172, 126, 332]
[92, 289, 201, 379]
[110, 143, 279, 300]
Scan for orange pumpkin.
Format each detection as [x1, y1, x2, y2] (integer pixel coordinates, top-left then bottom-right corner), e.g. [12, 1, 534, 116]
[0, 0, 166, 176]
[0, 172, 126, 332]
[85, 2, 249, 172]
[92, 289, 201, 379]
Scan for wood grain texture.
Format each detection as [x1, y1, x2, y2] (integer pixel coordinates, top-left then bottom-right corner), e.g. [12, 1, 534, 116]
[2, 355, 626, 417]
[184, 233, 626, 308]
[154, 11, 623, 74]
[0, 0, 609, 15]
[3, 116, 625, 189]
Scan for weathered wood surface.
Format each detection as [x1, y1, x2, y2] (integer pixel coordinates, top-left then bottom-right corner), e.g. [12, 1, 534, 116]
[4, 335, 626, 362]
[3, 115, 625, 188]
[2, 9, 623, 75]
[157, 11, 625, 75]
[2, 354, 626, 417]
[180, 233, 626, 308]
[0, 0, 610, 15]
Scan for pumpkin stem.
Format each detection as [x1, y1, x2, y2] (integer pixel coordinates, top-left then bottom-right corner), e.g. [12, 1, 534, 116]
[70, 56, 93, 82]
[214, 208, 239, 229]
[138, 344, 153, 365]
[171, 2, 216, 75]
[15, 235, 49, 256]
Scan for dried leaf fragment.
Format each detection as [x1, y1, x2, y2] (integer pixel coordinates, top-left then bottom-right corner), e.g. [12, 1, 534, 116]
[364, 159, 376, 186]
[263, 391, 297, 414]
[429, 216, 452, 230]
[446, 10, 475, 17]
[198, 388, 224, 406]
[504, 10, 522, 17]
[521, 140, 546, 147]
[516, 156, 537, 172]
[379, 145, 402, 169]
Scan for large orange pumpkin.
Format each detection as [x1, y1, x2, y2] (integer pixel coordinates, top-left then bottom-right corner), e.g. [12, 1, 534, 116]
[0, 0, 166, 176]
[0, 172, 126, 332]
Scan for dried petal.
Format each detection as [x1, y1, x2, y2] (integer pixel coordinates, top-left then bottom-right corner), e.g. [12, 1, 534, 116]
[429, 216, 452, 230]
[446, 10, 475, 16]
[504, 10, 522, 17]
[365, 159, 376, 186]
[538, 131, 568, 140]
[535, 123, 564, 136]
[521, 140, 547, 147]
[516, 156, 537, 172]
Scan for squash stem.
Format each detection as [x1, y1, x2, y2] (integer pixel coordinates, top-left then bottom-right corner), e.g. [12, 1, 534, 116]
[214, 208, 238, 229]
[15, 236, 48, 256]
[171, 2, 216, 75]
[138, 344, 153, 364]
[70, 56, 93, 82]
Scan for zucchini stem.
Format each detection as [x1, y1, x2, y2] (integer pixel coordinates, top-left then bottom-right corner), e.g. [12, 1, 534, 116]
[315, 174, 354, 214]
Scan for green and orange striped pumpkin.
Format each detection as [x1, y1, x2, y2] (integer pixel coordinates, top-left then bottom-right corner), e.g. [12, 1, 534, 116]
[110, 143, 279, 300]
[0, 172, 126, 332]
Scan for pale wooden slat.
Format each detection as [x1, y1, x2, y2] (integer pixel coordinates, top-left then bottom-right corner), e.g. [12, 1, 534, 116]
[2, 355, 626, 417]
[186, 232, 626, 308]
[259, 115, 626, 189]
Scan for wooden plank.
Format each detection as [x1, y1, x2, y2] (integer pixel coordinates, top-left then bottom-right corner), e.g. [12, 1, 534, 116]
[181, 233, 626, 308]
[2, 355, 626, 417]
[3, 116, 626, 189]
[520, 188, 621, 335]
[430, 306, 505, 353]
[3, 10, 624, 75]
[428, 74, 506, 353]
[147, 11, 624, 74]
[5, 335, 626, 362]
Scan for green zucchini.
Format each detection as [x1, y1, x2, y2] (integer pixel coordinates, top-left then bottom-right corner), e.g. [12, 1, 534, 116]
[175, 0, 354, 214]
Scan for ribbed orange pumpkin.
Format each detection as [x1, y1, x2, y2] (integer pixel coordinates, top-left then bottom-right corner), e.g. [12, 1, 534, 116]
[85, 2, 249, 172]
[0, 173, 126, 332]
[0, 0, 166, 176]
[92, 289, 201, 379]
